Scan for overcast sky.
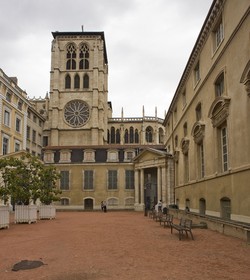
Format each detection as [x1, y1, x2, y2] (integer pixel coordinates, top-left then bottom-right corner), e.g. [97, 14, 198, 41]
[0, 0, 213, 118]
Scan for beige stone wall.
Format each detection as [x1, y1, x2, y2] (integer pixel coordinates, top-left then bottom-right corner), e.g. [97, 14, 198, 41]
[164, 0, 250, 222]
[54, 162, 135, 210]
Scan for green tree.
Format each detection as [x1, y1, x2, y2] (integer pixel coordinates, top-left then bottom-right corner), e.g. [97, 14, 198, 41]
[0, 154, 61, 207]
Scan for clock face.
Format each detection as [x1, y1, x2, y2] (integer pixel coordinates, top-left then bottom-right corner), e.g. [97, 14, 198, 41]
[64, 100, 90, 127]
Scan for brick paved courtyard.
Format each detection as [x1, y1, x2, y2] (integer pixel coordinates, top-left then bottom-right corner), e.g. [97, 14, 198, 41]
[0, 211, 249, 280]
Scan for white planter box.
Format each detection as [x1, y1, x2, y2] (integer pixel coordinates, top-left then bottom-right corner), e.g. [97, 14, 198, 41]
[15, 205, 37, 224]
[39, 205, 56, 220]
[0, 206, 10, 229]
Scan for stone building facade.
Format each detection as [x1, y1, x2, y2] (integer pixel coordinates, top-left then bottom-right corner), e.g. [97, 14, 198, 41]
[163, 0, 250, 223]
[31, 31, 166, 210]
[0, 69, 44, 158]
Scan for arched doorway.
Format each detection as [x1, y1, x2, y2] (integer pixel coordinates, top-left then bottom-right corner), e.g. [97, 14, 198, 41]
[84, 198, 93, 210]
[199, 198, 206, 215]
[220, 197, 231, 220]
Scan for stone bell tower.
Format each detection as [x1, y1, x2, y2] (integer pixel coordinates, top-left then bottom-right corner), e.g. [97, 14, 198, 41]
[45, 31, 109, 146]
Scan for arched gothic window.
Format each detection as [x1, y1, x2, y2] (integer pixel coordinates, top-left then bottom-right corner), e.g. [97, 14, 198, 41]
[79, 44, 89, 69]
[83, 74, 89, 88]
[66, 44, 76, 70]
[145, 126, 153, 143]
[74, 74, 80, 89]
[124, 129, 129, 144]
[135, 129, 139, 143]
[65, 74, 71, 89]
[116, 129, 120, 144]
[111, 127, 115, 144]
[129, 127, 134, 143]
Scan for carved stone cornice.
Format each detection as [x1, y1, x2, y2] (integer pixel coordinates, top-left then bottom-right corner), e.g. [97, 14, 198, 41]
[181, 138, 190, 155]
[244, 79, 250, 97]
[191, 122, 205, 144]
[208, 97, 231, 128]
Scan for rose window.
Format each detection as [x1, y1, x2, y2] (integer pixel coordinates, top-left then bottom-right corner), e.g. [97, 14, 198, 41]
[64, 100, 90, 127]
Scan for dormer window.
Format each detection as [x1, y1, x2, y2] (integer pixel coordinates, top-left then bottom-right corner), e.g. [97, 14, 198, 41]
[107, 150, 119, 162]
[83, 149, 95, 162]
[124, 150, 135, 162]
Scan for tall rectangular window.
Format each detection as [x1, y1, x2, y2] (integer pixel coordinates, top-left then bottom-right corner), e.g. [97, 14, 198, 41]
[27, 126, 30, 139]
[43, 136, 48, 146]
[60, 171, 69, 190]
[200, 143, 205, 178]
[184, 153, 189, 183]
[182, 90, 186, 108]
[125, 170, 134, 189]
[15, 142, 20, 152]
[215, 73, 224, 97]
[108, 170, 117, 190]
[84, 170, 93, 190]
[16, 117, 21, 132]
[32, 130, 36, 142]
[214, 19, 224, 49]
[221, 127, 228, 172]
[4, 110, 10, 126]
[2, 137, 9, 155]
[194, 62, 200, 84]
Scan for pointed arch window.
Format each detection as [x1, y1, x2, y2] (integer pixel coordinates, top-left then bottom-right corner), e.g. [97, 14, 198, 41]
[135, 129, 139, 143]
[145, 126, 153, 143]
[129, 127, 134, 143]
[159, 128, 164, 144]
[83, 74, 89, 88]
[74, 74, 80, 89]
[66, 44, 76, 70]
[65, 74, 71, 89]
[124, 129, 129, 144]
[110, 127, 115, 144]
[79, 44, 89, 69]
[116, 129, 120, 144]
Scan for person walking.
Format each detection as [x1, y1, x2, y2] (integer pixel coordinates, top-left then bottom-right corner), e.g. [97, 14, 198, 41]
[158, 200, 162, 212]
[103, 201, 107, 213]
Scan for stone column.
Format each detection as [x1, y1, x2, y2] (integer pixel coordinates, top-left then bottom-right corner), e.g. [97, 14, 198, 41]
[140, 169, 144, 205]
[157, 166, 162, 201]
[134, 169, 139, 205]
[161, 166, 167, 205]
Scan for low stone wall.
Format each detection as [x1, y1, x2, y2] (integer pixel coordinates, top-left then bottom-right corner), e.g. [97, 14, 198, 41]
[169, 209, 250, 243]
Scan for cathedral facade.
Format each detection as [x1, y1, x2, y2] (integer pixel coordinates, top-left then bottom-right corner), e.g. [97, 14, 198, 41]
[31, 31, 166, 210]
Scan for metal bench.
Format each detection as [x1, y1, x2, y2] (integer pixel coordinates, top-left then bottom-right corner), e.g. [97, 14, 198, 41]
[171, 218, 194, 240]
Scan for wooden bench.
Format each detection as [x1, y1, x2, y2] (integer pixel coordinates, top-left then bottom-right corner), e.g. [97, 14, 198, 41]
[148, 209, 156, 219]
[160, 214, 173, 228]
[171, 218, 194, 240]
[154, 211, 164, 222]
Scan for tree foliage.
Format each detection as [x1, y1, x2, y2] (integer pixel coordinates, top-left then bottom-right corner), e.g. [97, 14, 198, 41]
[0, 154, 61, 206]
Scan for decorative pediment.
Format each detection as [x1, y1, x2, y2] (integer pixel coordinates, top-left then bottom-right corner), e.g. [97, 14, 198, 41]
[208, 97, 231, 127]
[181, 138, 190, 155]
[133, 148, 168, 163]
[191, 122, 205, 144]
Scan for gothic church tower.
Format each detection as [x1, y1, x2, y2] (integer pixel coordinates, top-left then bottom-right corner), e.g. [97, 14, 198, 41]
[45, 31, 109, 146]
